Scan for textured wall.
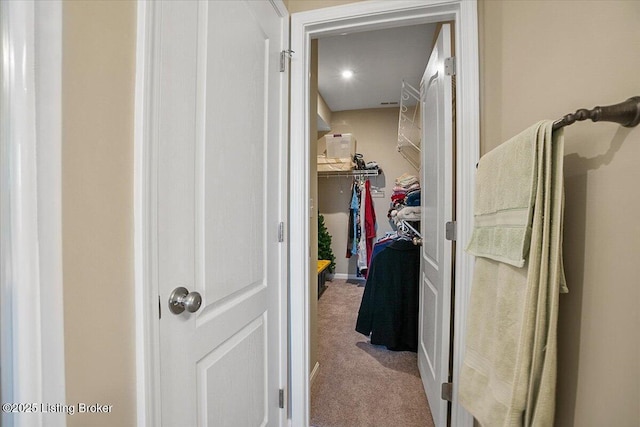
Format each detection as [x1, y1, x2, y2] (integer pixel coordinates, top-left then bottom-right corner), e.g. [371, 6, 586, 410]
[62, 1, 137, 426]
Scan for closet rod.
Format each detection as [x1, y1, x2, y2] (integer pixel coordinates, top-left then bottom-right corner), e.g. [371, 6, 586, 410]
[318, 169, 381, 178]
[552, 96, 640, 131]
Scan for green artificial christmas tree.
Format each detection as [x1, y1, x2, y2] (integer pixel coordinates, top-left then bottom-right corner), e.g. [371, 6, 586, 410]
[318, 214, 336, 273]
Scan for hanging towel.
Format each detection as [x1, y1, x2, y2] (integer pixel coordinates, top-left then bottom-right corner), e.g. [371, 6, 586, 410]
[459, 120, 567, 427]
[465, 123, 540, 268]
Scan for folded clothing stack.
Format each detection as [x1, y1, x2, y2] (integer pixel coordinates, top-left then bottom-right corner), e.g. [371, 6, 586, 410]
[396, 206, 421, 221]
[388, 173, 421, 225]
[405, 189, 420, 207]
[395, 173, 419, 188]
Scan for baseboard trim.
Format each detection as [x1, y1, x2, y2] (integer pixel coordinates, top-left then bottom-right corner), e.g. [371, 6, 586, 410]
[331, 273, 365, 282]
[309, 362, 320, 386]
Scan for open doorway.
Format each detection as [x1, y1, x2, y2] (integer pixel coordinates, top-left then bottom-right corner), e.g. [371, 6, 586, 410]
[310, 23, 437, 426]
[289, 2, 479, 426]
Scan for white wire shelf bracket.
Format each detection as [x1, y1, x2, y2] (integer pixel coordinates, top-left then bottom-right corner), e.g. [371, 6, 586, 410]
[397, 80, 422, 171]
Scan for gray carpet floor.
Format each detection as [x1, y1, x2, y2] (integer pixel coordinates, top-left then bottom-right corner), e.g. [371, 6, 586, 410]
[310, 279, 435, 427]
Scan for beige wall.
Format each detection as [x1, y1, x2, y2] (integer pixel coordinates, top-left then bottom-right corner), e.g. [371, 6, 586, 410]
[479, 1, 640, 425]
[62, 1, 137, 426]
[318, 93, 332, 129]
[286, 0, 362, 14]
[318, 108, 416, 276]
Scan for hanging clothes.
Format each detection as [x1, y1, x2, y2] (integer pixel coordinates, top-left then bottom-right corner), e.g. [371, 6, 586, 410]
[364, 179, 377, 269]
[346, 181, 360, 258]
[367, 236, 395, 270]
[357, 179, 368, 276]
[346, 178, 377, 278]
[355, 239, 420, 351]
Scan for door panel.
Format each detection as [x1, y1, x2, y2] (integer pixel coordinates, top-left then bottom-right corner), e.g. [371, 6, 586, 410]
[199, 0, 268, 304]
[198, 0, 268, 309]
[197, 315, 267, 426]
[155, 1, 286, 426]
[422, 72, 442, 266]
[419, 23, 454, 427]
[421, 274, 439, 377]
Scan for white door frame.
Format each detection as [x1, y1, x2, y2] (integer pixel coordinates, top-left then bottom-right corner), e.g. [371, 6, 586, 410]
[0, 1, 66, 426]
[289, 1, 479, 425]
[133, 2, 162, 425]
[133, 1, 290, 426]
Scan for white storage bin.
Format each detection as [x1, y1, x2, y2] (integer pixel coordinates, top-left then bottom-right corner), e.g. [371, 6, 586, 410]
[325, 133, 356, 159]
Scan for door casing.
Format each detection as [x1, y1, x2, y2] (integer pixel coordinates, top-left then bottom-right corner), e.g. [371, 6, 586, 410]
[0, 2, 66, 426]
[290, 1, 479, 426]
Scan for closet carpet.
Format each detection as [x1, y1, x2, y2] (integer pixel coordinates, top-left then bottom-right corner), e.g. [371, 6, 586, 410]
[310, 279, 434, 427]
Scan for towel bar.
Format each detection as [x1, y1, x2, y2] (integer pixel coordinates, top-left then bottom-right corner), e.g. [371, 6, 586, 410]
[552, 96, 640, 130]
[476, 96, 640, 169]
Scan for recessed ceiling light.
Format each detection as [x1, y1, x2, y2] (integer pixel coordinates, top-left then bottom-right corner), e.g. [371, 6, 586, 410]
[341, 69, 354, 79]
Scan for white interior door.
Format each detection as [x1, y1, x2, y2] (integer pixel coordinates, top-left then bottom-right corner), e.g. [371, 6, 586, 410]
[419, 23, 454, 427]
[155, 1, 287, 426]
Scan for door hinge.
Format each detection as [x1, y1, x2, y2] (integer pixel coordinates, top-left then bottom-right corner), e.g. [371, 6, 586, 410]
[280, 49, 294, 72]
[278, 389, 285, 409]
[445, 221, 457, 241]
[444, 56, 456, 76]
[278, 222, 285, 242]
[441, 382, 453, 402]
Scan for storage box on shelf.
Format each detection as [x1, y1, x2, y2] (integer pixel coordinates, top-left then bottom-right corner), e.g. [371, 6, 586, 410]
[324, 133, 356, 159]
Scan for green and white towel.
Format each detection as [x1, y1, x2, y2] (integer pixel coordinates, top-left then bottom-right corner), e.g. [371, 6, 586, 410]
[465, 123, 539, 268]
[459, 120, 567, 426]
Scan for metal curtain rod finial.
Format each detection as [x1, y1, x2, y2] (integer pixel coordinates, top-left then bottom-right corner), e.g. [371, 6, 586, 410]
[552, 96, 640, 131]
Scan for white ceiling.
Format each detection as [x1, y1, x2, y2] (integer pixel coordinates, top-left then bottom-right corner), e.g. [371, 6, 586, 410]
[318, 24, 436, 112]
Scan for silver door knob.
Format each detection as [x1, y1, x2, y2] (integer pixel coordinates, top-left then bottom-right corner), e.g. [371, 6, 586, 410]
[168, 286, 202, 314]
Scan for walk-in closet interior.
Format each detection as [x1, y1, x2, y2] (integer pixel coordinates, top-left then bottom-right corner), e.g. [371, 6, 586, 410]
[309, 23, 444, 426]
